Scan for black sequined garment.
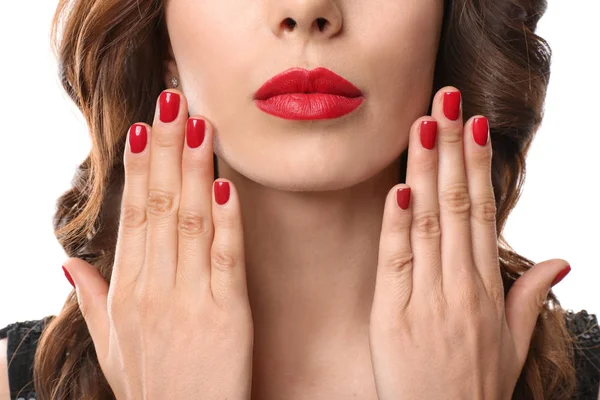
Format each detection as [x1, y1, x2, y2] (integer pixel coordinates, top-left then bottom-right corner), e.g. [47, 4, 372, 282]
[1, 311, 599, 399]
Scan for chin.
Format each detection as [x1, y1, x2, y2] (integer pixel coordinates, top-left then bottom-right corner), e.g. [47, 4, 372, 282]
[217, 141, 401, 193]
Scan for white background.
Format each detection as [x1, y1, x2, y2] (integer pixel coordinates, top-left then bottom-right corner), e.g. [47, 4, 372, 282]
[0, 2, 598, 328]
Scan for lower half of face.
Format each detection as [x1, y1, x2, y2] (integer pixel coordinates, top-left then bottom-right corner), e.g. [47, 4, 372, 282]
[166, 0, 444, 191]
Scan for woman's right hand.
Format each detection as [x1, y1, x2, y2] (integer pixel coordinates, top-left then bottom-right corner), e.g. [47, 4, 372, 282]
[62, 89, 254, 400]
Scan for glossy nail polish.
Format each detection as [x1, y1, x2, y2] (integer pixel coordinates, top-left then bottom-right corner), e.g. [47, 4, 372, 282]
[472, 117, 489, 146]
[443, 91, 461, 121]
[159, 91, 180, 123]
[215, 181, 231, 205]
[62, 266, 75, 288]
[420, 120, 437, 150]
[186, 118, 206, 149]
[551, 265, 571, 287]
[396, 187, 411, 210]
[129, 124, 148, 154]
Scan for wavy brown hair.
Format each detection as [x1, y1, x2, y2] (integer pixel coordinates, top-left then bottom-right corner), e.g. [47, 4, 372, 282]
[30, 0, 578, 398]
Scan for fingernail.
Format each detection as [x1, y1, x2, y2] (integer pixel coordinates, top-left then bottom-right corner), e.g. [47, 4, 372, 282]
[159, 91, 180, 123]
[186, 118, 206, 149]
[420, 120, 437, 150]
[472, 117, 489, 146]
[129, 124, 148, 154]
[396, 187, 411, 210]
[551, 265, 571, 287]
[443, 91, 461, 121]
[62, 265, 75, 288]
[214, 181, 231, 205]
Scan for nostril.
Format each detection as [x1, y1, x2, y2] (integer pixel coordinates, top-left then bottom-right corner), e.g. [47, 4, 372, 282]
[282, 17, 297, 30]
[316, 18, 328, 31]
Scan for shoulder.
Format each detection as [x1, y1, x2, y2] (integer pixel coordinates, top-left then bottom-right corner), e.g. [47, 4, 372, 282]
[0, 317, 55, 400]
[565, 309, 600, 399]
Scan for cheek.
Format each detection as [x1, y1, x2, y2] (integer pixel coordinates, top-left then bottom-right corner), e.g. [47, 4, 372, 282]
[165, 1, 259, 116]
[358, 3, 443, 116]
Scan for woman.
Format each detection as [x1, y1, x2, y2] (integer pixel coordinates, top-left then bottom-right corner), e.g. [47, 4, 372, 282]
[1, 0, 599, 399]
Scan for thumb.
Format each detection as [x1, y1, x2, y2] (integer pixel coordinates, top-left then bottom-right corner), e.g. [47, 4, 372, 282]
[62, 258, 110, 358]
[505, 259, 571, 365]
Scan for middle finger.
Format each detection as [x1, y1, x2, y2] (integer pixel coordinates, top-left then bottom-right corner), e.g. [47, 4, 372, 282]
[141, 90, 188, 289]
[430, 87, 479, 292]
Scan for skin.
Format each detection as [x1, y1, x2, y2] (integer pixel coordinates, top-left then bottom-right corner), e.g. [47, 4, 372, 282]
[59, 0, 571, 399]
[163, 1, 443, 396]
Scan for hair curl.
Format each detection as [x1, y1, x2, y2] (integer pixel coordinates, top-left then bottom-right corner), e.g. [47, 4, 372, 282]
[32, 0, 578, 398]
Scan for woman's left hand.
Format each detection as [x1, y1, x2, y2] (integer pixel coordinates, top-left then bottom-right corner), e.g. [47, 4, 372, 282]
[369, 86, 571, 400]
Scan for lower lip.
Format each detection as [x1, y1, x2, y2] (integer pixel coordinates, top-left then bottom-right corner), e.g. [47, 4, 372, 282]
[255, 93, 364, 120]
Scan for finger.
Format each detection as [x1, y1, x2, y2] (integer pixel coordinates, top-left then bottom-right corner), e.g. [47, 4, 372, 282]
[505, 260, 571, 366]
[210, 180, 249, 307]
[62, 259, 110, 361]
[140, 90, 188, 290]
[374, 184, 414, 314]
[176, 117, 215, 293]
[112, 123, 151, 291]
[463, 116, 502, 302]
[430, 87, 479, 293]
[404, 117, 443, 294]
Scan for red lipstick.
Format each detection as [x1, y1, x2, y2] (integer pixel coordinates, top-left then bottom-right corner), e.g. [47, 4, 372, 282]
[254, 67, 364, 120]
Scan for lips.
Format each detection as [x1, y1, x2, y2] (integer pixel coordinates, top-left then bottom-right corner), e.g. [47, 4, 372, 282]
[253, 67, 364, 120]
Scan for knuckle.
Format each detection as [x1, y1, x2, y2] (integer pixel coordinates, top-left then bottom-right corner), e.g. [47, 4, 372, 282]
[383, 250, 414, 272]
[77, 296, 92, 321]
[439, 184, 471, 215]
[120, 204, 147, 229]
[462, 287, 482, 313]
[412, 210, 441, 238]
[415, 152, 437, 172]
[534, 290, 548, 311]
[107, 292, 129, 322]
[471, 197, 497, 224]
[178, 212, 210, 237]
[147, 189, 177, 217]
[489, 285, 505, 314]
[124, 157, 148, 177]
[473, 150, 492, 169]
[213, 213, 236, 230]
[134, 287, 162, 321]
[438, 126, 463, 144]
[211, 246, 237, 271]
[182, 154, 211, 175]
[153, 128, 181, 149]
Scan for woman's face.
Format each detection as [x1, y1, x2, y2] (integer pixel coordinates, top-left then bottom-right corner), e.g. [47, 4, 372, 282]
[164, 0, 444, 191]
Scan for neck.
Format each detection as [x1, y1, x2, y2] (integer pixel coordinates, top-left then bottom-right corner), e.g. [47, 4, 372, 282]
[217, 157, 402, 343]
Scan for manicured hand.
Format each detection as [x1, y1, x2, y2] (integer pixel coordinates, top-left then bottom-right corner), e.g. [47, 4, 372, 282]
[62, 90, 254, 399]
[369, 86, 571, 400]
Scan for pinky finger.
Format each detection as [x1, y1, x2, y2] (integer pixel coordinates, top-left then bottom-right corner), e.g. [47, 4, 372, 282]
[373, 185, 414, 316]
[210, 180, 249, 307]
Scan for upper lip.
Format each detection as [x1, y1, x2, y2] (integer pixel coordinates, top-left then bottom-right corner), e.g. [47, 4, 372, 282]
[254, 67, 363, 100]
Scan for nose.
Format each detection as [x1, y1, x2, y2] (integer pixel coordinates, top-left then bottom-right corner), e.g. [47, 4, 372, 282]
[268, 0, 343, 39]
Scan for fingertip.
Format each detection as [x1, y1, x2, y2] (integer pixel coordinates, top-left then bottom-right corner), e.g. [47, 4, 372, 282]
[214, 180, 232, 206]
[396, 185, 411, 211]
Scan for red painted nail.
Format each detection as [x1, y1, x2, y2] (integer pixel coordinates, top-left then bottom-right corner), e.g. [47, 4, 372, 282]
[214, 181, 231, 205]
[62, 265, 75, 288]
[420, 120, 438, 150]
[443, 91, 461, 121]
[472, 117, 489, 146]
[396, 187, 411, 210]
[129, 124, 148, 154]
[159, 91, 180, 123]
[186, 118, 206, 149]
[551, 265, 571, 287]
